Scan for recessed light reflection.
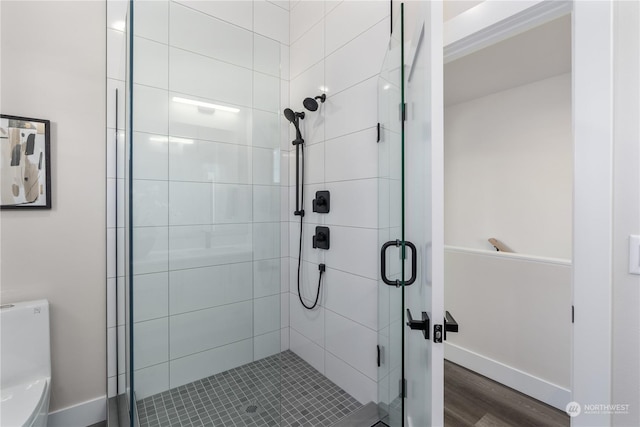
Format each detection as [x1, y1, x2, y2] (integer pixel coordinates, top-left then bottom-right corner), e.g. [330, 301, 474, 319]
[172, 96, 240, 113]
[112, 20, 126, 31]
[148, 136, 194, 144]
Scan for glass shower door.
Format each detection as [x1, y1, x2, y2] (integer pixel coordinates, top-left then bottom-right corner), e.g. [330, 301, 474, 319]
[377, 5, 404, 426]
[378, 3, 443, 426]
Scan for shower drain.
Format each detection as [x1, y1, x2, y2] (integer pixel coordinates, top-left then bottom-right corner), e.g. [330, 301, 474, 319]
[241, 403, 261, 416]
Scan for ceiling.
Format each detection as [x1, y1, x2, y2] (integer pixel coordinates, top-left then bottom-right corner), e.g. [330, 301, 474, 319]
[444, 14, 571, 107]
[443, 0, 485, 22]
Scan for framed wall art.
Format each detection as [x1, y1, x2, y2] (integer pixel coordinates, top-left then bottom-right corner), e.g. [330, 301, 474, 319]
[0, 114, 51, 209]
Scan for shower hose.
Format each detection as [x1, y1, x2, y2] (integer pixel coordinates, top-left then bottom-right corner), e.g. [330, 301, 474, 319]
[297, 142, 324, 310]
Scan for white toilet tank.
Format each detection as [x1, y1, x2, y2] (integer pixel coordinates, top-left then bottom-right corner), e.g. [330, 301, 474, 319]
[1, 300, 52, 427]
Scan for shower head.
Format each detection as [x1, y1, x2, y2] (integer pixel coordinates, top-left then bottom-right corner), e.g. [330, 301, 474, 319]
[284, 108, 295, 123]
[283, 108, 305, 145]
[284, 108, 305, 123]
[303, 94, 326, 112]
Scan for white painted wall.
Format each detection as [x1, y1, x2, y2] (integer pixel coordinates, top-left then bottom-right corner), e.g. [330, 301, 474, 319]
[287, 0, 388, 405]
[444, 73, 572, 259]
[444, 247, 571, 409]
[106, 0, 127, 399]
[0, 0, 106, 421]
[612, 1, 640, 425]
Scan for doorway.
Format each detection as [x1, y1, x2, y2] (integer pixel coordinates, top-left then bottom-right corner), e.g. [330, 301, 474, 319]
[443, 11, 573, 425]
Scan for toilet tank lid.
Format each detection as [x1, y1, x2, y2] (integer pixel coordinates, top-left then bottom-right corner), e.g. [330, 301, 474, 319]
[0, 377, 49, 427]
[0, 299, 49, 311]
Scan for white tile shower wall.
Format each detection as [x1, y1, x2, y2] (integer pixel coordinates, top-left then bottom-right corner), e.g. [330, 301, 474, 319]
[105, 0, 290, 400]
[287, 0, 389, 404]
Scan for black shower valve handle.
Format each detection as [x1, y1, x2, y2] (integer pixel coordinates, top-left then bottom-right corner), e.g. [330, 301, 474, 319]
[312, 226, 330, 250]
[312, 190, 330, 214]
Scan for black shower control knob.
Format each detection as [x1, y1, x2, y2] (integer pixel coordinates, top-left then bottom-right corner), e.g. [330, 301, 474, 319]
[313, 226, 330, 250]
[312, 190, 330, 214]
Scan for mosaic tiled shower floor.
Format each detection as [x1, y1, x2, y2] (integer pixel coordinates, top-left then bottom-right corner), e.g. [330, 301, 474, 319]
[137, 350, 363, 427]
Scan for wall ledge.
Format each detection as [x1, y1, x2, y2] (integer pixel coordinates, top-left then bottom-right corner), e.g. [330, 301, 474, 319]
[445, 245, 571, 266]
[48, 395, 107, 427]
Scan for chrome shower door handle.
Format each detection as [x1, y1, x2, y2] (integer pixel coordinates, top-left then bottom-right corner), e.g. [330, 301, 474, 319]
[380, 240, 418, 286]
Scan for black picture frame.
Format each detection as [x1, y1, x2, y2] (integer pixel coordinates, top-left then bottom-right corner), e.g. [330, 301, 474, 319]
[0, 114, 52, 209]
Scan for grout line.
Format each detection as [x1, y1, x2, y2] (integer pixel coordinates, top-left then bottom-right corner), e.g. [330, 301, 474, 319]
[133, 81, 282, 115]
[324, 346, 379, 383]
[266, 0, 289, 12]
[167, 336, 254, 365]
[322, 1, 328, 377]
[325, 14, 389, 58]
[131, 221, 282, 228]
[133, 127, 281, 150]
[165, 6, 172, 388]
[130, 179, 282, 187]
[130, 257, 283, 276]
[173, 1, 255, 32]
[289, 5, 325, 46]
[290, 258, 377, 282]
[291, 13, 387, 81]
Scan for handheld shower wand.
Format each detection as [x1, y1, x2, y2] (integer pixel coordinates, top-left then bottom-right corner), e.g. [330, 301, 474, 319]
[284, 108, 305, 216]
[284, 108, 305, 146]
[284, 101, 326, 311]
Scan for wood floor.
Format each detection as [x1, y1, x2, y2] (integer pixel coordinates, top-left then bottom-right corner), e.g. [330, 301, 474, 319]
[444, 361, 570, 427]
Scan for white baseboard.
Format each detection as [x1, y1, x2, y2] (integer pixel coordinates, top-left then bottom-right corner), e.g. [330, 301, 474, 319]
[445, 343, 570, 410]
[48, 395, 107, 427]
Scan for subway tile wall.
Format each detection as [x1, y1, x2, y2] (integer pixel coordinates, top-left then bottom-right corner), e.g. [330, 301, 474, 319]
[131, 0, 290, 399]
[107, 0, 390, 406]
[106, 0, 291, 399]
[287, 0, 389, 405]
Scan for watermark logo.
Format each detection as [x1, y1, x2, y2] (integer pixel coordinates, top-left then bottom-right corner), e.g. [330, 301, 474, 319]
[566, 402, 581, 417]
[565, 401, 630, 417]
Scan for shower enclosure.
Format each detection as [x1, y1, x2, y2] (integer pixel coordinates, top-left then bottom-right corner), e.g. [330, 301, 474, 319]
[120, 1, 442, 426]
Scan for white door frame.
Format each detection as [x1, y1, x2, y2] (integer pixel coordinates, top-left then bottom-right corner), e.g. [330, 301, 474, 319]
[571, 2, 613, 425]
[443, 2, 615, 426]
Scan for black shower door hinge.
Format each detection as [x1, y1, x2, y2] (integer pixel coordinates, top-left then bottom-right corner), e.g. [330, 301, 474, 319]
[377, 123, 381, 142]
[400, 102, 407, 122]
[399, 378, 407, 398]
